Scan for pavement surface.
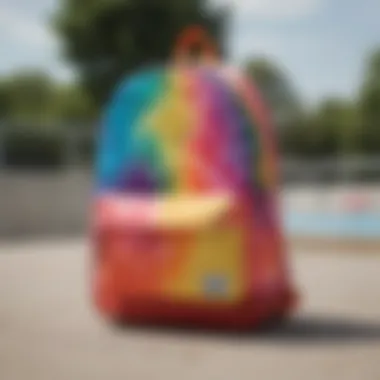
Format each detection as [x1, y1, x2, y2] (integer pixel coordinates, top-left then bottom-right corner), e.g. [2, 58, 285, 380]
[0, 238, 380, 380]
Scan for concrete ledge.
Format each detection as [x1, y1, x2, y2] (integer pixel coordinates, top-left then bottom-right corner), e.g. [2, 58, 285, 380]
[289, 237, 380, 254]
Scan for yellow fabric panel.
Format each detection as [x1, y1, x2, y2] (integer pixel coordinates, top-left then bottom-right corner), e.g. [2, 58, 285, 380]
[141, 72, 198, 192]
[165, 224, 245, 303]
[155, 194, 232, 230]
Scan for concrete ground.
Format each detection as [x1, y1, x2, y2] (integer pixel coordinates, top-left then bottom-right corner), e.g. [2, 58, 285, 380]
[0, 238, 380, 380]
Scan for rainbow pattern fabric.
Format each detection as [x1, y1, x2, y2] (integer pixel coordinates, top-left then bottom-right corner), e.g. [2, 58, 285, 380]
[97, 66, 277, 195]
[95, 64, 286, 305]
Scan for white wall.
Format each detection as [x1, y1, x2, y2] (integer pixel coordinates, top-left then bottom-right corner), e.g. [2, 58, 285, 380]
[1, 169, 379, 239]
[282, 185, 380, 214]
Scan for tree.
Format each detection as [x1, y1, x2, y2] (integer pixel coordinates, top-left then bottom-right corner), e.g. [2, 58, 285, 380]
[279, 98, 359, 158]
[244, 57, 301, 129]
[358, 49, 380, 154]
[0, 70, 98, 126]
[313, 98, 359, 156]
[279, 112, 314, 158]
[54, 84, 97, 125]
[4, 71, 56, 125]
[54, 0, 227, 107]
[0, 79, 10, 120]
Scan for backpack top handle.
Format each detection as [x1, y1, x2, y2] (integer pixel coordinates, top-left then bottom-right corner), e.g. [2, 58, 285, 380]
[173, 26, 219, 65]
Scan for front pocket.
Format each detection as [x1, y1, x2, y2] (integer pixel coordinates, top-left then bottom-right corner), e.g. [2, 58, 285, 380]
[161, 224, 246, 303]
[97, 194, 246, 304]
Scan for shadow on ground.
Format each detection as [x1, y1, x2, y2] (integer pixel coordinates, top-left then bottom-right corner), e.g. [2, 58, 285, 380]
[254, 315, 380, 343]
[117, 315, 380, 345]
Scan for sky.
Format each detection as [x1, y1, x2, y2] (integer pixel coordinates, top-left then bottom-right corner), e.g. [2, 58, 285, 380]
[0, 0, 380, 103]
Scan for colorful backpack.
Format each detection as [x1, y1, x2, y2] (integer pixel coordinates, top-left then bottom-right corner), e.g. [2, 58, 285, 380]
[92, 27, 297, 329]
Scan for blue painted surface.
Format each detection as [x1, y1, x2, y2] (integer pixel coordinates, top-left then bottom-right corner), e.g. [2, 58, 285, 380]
[284, 211, 380, 239]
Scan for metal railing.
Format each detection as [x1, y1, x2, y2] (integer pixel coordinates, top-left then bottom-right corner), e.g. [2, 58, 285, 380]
[282, 157, 380, 184]
[0, 122, 97, 171]
[1, 121, 379, 183]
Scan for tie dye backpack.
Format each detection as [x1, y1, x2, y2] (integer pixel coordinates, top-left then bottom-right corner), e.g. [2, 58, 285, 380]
[92, 27, 297, 329]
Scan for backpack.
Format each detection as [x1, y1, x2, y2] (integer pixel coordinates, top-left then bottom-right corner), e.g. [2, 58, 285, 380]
[92, 27, 297, 329]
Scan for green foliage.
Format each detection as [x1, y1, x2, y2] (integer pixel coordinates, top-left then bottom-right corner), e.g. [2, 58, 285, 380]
[1, 5, 379, 162]
[0, 70, 97, 126]
[54, 84, 98, 124]
[2, 71, 56, 125]
[314, 98, 359, 155]
[245, 50, 380, 158]
[0, 71, 97, 169]
[358, 49, 380, 154]
[244, 57, 301, 128]
[54, 0, 227, 106]
[280, 98, 361, 158]
[0, 79, 9, 119]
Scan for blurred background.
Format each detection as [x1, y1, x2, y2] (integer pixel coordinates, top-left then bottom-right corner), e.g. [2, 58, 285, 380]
[0, 1, 380, 379]
[0, 0, 379, 244]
